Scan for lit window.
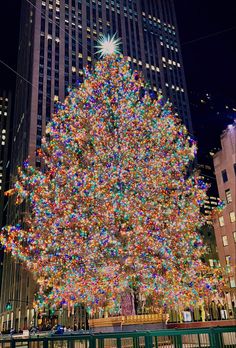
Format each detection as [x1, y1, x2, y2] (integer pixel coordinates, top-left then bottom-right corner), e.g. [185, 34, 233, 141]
[219, 216, 224, 227]
[225, 189, 232, 203]
[229, 212, 236, 223]
[1, 141, 5, 145]
[234, 232, 236, 242]
[230, 277, 236, 288]
[222, 236, 228, 246]
[209, 259, 214, 267]
[72, 66, 76, 72]
[225, 255, 231, 265]
[221, 169, 228, 183]
[2, 129, 6, 133]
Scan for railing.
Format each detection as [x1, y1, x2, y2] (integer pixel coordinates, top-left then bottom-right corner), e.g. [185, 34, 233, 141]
[0, 326, 236, 348]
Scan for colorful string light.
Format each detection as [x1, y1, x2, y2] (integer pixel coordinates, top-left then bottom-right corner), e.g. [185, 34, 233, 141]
[1, 55, 223, 314]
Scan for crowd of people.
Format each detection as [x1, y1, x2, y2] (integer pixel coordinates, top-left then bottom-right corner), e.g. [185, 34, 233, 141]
[0, 323, 88, 336]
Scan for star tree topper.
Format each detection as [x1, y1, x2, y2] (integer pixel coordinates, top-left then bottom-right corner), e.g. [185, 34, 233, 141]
[96, 34, 121, 57]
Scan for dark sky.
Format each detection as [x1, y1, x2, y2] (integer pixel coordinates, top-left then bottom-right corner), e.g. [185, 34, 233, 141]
[0, 1, 235, 100]
[174, 0, 236, 100]
[0, 1, 21, 92]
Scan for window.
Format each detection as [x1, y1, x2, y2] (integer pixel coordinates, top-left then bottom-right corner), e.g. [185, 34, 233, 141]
[230, 277, 236, 288]
[209, 259, 214, 267]
[225, 255, 231, 265]
[229, 212, 235, 223]
[234, 231, 236, 243]
[222, 235, 228, 246]
[221, 169, 228, 183]
[219, 216, 225, 227]
[225, 189, 232, 203]
[234, 163, 236, 176]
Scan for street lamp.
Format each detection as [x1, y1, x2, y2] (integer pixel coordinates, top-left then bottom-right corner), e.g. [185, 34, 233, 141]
[5, 302, 13, 311]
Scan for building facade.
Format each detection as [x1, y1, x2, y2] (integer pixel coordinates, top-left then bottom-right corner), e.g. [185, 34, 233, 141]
[213, 122, 236, 290]
[0, 91, 12, 306]
[0, 0, 193, 331]
[0, 91, 11, 229]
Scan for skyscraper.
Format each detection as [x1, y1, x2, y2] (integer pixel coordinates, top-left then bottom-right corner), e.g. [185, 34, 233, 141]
[0, 91, 11, 302]
[0, 91, 11, 227]
[0, 0, 192, 330]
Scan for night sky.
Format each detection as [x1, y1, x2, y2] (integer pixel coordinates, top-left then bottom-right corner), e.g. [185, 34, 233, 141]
[0, 1, 235, 106]
[174, 0, 236, 101]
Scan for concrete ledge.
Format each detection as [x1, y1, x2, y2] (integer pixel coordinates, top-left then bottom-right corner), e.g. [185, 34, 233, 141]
[167, 319, 236, 329]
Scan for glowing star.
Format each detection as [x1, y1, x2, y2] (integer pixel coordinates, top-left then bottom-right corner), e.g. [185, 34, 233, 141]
[96, 34, 121, 57]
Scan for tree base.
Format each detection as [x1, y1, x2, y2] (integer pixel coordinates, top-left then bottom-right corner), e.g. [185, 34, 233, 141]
[88, 314, 167, 332]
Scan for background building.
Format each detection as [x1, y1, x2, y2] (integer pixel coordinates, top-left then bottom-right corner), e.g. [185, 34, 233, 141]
[189, 90, 236, 163]
[0, 0, 193, 330]
[0, 91, 11, 304]
[0, 91, 11, 229]
[213, 122, 236, 290]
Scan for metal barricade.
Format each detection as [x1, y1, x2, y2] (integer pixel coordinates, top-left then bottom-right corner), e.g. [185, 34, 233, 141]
[0, 326, 235, 348]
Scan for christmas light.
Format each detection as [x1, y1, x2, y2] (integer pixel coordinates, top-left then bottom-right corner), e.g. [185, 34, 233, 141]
[0, 55, 223, 314]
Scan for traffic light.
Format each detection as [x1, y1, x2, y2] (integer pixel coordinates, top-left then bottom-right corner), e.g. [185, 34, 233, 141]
[6, 302, 12, 311]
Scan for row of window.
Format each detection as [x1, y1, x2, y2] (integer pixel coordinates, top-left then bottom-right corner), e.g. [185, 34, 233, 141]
[219, 212, 236, 226]
[222, 232, 236, 246]
[225, 188, 232, 203]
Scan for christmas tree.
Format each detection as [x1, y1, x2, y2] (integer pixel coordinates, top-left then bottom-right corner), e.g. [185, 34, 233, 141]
[1, 51, 222, 315]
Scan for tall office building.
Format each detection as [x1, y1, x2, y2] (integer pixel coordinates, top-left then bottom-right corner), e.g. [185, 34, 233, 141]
[0, 91, 11, 228]
[0, 91, 11, 303]
[1, 0, 192, 330]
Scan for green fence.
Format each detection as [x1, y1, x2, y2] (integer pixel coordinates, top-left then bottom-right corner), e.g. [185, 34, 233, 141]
[0, 326, 236, 348]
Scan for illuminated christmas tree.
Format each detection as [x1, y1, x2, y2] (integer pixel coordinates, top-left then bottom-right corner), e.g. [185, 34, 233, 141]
[1, 47, 222, 315]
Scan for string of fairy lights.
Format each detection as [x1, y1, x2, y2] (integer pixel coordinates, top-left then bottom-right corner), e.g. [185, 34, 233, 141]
[0, 38, 224, 315]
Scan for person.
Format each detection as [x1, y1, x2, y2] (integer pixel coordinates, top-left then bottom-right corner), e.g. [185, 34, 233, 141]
[55, 325, 64, 335]
[30, 326, 37, 335]
[10, 328, 15, 336]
